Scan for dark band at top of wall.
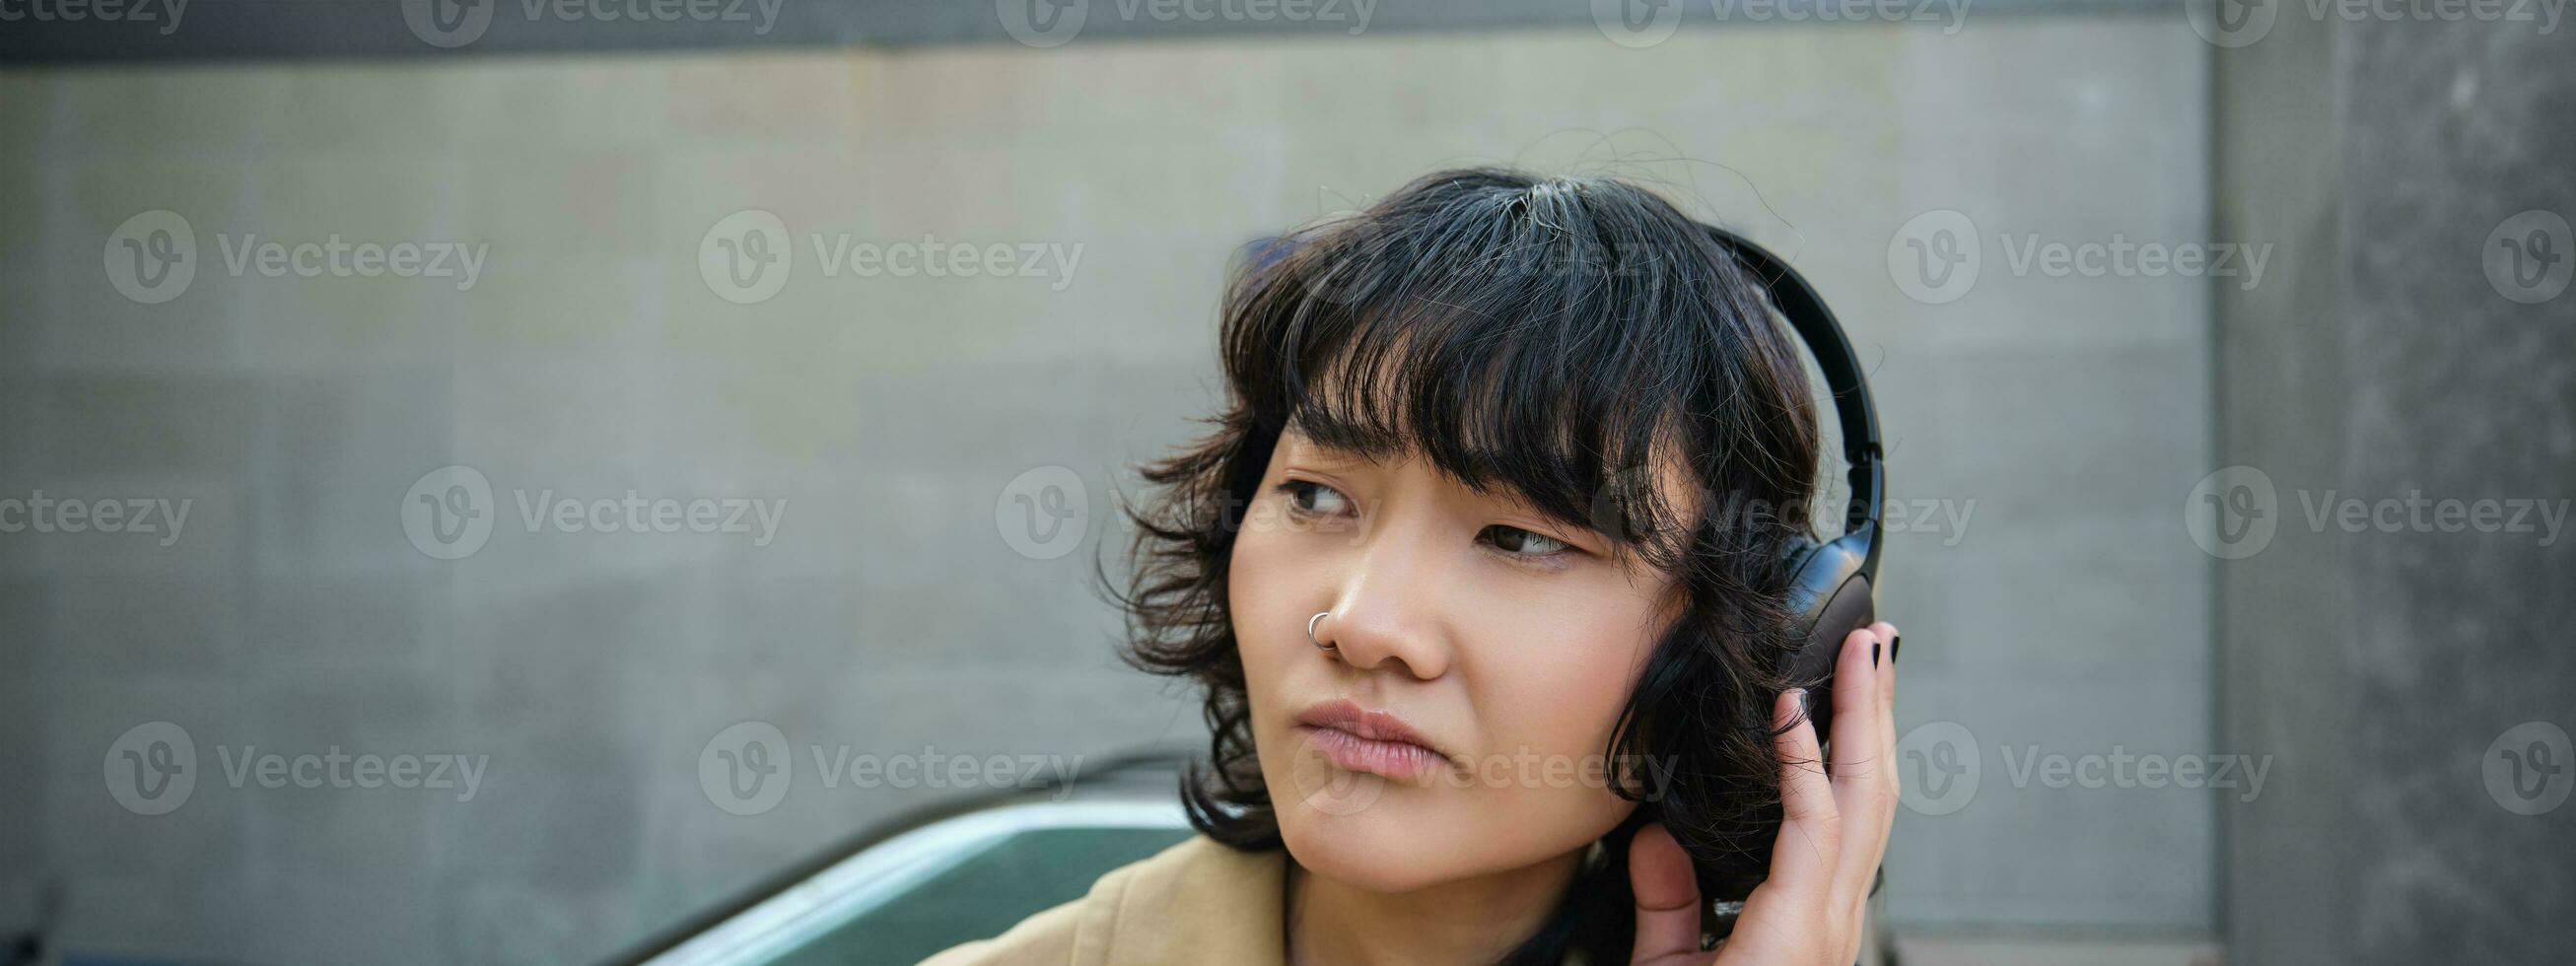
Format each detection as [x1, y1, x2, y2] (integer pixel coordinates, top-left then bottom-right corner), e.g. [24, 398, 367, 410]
[0, 0, 2163, 67]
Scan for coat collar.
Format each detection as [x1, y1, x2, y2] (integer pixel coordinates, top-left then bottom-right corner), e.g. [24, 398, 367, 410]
[1090, 834, 1288, 966]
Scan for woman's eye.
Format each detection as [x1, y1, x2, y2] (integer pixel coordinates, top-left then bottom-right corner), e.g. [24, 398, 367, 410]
[1481, 524, 1571, 557]
[1278, 479, 1353, 518]
[1276, 481, 1577, 562]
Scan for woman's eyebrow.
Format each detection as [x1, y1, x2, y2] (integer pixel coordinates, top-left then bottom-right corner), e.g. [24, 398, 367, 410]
[1287, 441, 1370, 468]
[1281, 423, 1371, 463]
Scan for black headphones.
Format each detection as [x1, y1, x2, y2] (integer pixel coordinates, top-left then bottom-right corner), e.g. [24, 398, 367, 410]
[1703, 225, 1884, 744]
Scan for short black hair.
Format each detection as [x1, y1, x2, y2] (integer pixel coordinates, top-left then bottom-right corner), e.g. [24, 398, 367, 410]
[1104, 166, 1825, 964]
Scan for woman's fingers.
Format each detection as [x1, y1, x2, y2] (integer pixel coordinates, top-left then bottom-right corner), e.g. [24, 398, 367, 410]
[1826, 624, 1895, 899]
[1827, 624, 1883, 782]
[1766, 685, 1840, 896]
[1628, 822, 1705, 963]
[1713, 627, 1904, 966]
[1868, 620, 1901, 869]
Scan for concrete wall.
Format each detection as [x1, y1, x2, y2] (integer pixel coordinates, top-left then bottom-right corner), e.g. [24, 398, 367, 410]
[2214, 11, 2576, 966]
[2213, 11, 2576, 966]
[1, 18, 2216, 963]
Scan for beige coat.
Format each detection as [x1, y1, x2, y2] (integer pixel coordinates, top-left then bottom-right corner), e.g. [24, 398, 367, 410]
[917, 834, 1288, 965]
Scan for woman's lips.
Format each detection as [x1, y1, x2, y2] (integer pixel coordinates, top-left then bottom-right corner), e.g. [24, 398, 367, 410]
[1291, 698, 1454, 781]
[1295, 724, 1451, 781]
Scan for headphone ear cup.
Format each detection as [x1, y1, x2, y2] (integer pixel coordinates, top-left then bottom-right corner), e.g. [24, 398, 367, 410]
[1778, 535, 1828, 622]
[1776, 529, 1877, 742]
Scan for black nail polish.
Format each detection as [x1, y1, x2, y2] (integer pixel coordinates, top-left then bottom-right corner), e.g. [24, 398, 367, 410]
[1892, 634, 1903, 663]
[1870, 642, 1880, 667]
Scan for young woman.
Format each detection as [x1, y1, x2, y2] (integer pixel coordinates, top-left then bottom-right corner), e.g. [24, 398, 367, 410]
[924, 168, 1901, 965]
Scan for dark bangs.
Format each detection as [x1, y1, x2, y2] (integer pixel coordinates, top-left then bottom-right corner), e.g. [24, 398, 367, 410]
[1222, 168, 1822, 572]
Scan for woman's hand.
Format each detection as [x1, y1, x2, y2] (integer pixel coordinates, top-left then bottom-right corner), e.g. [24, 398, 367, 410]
[1629, 621, 1901, 966]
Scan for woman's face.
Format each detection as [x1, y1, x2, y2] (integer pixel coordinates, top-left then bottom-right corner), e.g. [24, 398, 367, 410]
[1229, 422, 1691, 893]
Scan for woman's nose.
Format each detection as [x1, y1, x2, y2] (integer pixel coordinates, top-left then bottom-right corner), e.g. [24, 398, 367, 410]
[1315, 526, 1455, 680]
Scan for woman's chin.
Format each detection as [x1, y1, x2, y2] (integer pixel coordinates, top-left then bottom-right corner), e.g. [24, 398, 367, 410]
[1276, 792, 1463, 894]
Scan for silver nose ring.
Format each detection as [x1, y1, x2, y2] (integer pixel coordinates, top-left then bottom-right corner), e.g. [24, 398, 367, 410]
[1307, 611, 1336, 652]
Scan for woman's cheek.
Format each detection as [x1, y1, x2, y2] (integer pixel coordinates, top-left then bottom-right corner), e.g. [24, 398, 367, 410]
[1461, 580, 1659, 797]
[1228, 520, 1325, 734]
[1228, 523, 1294, 661]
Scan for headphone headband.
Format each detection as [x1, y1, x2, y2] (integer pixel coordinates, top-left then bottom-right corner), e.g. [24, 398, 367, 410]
[1702, 225, 1885, 576]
